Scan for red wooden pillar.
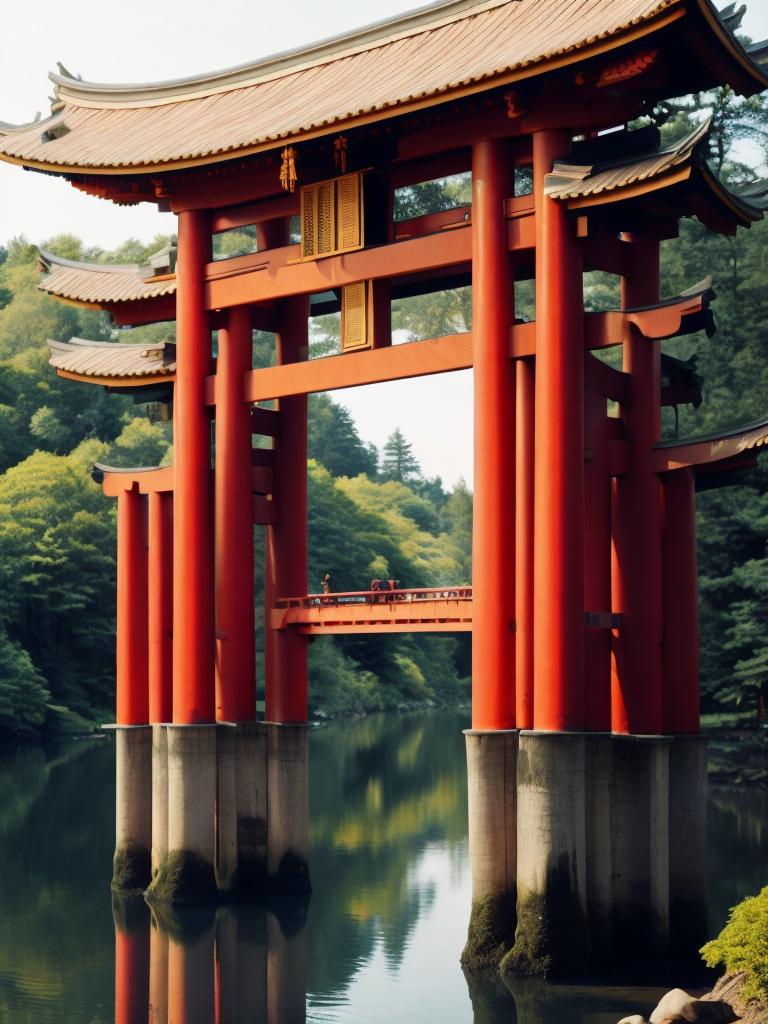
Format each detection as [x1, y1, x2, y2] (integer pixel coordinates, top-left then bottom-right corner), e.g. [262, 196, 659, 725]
[471, 138, 516, 731]
[148, 491, 173, 724]
[173, 209, 215, 725]
[117, 486, 148, 726]
[660, 466, 700, 734]
[265, 296, 309, 724]
[215, 305, 256, 723]
[532, 129, 585, 732]
[515, 358, 535, 729]
[584, 382, 611, 731]
[611, 234, 662, 735]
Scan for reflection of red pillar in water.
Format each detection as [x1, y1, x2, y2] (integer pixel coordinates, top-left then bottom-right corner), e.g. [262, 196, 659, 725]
[148, 491, 173, 725]
[612, 233, 662, 735]
[267, 910, 307, 1024]
[149, 917, 169, 1024]
[167, 921, 216, 1024]
[117, 486, 148, 726]
[265, 295, 309, 724]
[471, 137, 516, 731]
[215, 304, 257, 723]
[115, 925, 150, 1024]
[661, 466, 700, 734]
[515, 358, 535, 729]
[532, 129, 585, 731]
[173, 209, 215, 725]
[584, 382, 612, 731]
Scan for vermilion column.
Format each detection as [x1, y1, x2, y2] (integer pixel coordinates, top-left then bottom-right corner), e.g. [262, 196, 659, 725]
[532, 129, 585, 732]
[117, 486, 148, 726]
[173, 209, 215, 724]
[265, 296, 309, 723]
[660, 466, 700, 733]
[148, 490, 173, 724]
[584, 382, 611, 731]
[611, 234, 662, 735]
[515, 358, 535, 729]
[215, 304, 256, 723]
[471, 138, 516, 731]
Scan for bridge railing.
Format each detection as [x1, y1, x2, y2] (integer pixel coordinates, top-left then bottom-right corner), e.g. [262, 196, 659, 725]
[277, 586, 473, 609]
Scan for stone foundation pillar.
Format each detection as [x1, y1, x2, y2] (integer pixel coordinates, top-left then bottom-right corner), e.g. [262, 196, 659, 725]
[151, 724, 168, 883]
[669, 735, 708, 957]
[266, 723, 311, 894]
[585, 734, 614, 965]
[461, 730, 517, 973]
[237, 722, 268, 892]
[215, 724, 238, 892]
[147, 724, 218, 903]
[611, 736, 671, 960]
[503, 731, 589, 976]
[114, 725, 153, 894]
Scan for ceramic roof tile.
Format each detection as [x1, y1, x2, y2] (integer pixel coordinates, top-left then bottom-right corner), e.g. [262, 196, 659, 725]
[48, 337, 176, 380]
[0, 0, 746, 172]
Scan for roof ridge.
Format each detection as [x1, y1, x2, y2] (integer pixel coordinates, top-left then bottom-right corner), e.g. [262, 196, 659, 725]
[51, 0, 508, 107]
[38, 246, 140, 274]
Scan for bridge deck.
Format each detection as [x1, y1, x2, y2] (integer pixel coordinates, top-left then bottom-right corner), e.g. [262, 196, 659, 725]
[272, 587, 473, 634]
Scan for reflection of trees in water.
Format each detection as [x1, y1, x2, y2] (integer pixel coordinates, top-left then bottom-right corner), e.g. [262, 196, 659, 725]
[0, 739, 115, 1024]
[307, 709, 469, 1001]
[708, 784, 768, 934]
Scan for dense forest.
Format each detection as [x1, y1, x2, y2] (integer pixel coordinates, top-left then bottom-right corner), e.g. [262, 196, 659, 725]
[2, 82, 768, 742]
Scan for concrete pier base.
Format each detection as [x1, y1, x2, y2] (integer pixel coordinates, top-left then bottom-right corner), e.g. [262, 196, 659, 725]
[502, 731, 589, 976]
[669, 735, 708, 958]
[461, 730, 518, 973]
[236, 722, 268, 892]
[215, 725, 238, 893]
[463, 728, 709, 978]
[585, 735, 614, 965]
[151, 725, 169, 883]
[147, 724, 218, 904]
[612, 736, 671, 960]
[266, 723, 311, 894]
[113, 725, 153, 894]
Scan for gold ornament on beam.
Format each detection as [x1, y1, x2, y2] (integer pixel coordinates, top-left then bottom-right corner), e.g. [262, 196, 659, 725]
[280, 146, 298, 192]
[334, 135, 348, 174]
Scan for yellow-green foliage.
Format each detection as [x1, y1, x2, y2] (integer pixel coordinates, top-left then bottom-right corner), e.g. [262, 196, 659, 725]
[338, 475, 465, 585]
[701, 886, 768, 999]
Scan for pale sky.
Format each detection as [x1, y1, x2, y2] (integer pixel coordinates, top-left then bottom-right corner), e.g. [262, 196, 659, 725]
[1, 1, 767, 488]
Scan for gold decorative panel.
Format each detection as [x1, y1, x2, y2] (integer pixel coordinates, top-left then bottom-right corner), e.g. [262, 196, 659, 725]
[341, 281, 369, 351]
[300, 173, 362, 260]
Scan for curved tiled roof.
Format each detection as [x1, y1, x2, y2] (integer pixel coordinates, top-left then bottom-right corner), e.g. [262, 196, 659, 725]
[0, 0, 765, 174]
[48, 337, 176, 381]
[38, 247, 176, 306]
[545, 120, 764, 227]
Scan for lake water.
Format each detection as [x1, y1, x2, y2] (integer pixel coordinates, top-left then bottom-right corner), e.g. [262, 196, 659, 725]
[1, 709, 767, 1023]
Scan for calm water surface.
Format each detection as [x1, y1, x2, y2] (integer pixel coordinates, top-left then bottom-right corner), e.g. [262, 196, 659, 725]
[1, 710, 767, 1023]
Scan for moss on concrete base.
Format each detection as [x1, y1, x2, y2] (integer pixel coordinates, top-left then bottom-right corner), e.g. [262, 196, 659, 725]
[145, 849, 218, 905]
[460, 891, 516, 975]
[501, 869, 590, 978]
[112, 843, 151, 896]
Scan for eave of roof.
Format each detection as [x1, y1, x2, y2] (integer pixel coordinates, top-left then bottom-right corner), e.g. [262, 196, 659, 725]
[545, 119, 765, 228]
[2, 0, 764, 176]
[48, 337, 176, 383]
[38, 247, 177, 307]
[653, 412, 768, 470]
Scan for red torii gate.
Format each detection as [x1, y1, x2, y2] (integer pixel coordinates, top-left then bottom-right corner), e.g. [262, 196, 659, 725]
[4, 0, 768, 974]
